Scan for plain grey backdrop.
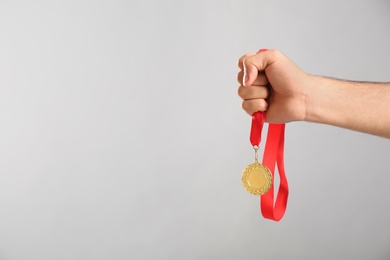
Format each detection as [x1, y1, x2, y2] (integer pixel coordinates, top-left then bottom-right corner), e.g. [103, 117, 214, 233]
[0, 0, 389, 259]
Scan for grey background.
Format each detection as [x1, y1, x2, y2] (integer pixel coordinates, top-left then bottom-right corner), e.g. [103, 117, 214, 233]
[0, 0, 389, 259]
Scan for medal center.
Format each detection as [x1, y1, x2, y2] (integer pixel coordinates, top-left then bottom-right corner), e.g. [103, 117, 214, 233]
[247, 168, 266, 188]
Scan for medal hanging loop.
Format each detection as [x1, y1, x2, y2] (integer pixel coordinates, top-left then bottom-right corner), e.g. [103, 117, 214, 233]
[253, 145, 259, 162]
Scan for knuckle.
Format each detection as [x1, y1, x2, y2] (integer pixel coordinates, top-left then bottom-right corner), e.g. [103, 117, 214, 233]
[243, 54, 255, 68]
[259, 99, 265, 107]
[243, 56, 252, 66]
[238, 52, 255, 69]
[242, 99, 268, 113]
[237, 71, 243, 84]
[242, 100, 254, 114]
[259, 99, 268, 110]
[242, 100, 248, 110]
[237, 86, 244, 98]
[237, 57, 244, 69]
[268, 49, 282, 59]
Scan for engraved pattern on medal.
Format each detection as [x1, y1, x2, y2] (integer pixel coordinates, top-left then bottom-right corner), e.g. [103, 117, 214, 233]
[242, 162, 272, 195]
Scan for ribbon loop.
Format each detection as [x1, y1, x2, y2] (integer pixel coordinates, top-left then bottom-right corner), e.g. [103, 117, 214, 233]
[260, 123, 288, 221]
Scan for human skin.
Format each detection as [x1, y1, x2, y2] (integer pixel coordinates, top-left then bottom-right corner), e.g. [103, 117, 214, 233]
[237, 49, 390, 138]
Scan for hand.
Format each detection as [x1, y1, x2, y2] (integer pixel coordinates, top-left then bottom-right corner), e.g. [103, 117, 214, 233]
[237, 49, 311, 123]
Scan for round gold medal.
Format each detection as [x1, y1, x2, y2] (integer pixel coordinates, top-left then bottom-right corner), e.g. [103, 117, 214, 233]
[242, 162, 272, 195]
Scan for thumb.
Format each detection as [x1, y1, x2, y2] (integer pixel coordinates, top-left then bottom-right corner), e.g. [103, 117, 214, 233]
[242, 58, 259, 87]
[243, 49, 276, 87]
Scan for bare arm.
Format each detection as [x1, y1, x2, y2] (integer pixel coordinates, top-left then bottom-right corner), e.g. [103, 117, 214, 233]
[305, 76, 390, 138]
[237, 49, 390, 138]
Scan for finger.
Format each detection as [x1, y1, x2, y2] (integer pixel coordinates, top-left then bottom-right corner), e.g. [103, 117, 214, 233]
[237, 71, 269, 86]
[242, 99, 268, 116]
[242, 57, 258, 87]
[242, 49, 280, 87]
[237, 52, 257, 70]
[238, 85, 269, 100]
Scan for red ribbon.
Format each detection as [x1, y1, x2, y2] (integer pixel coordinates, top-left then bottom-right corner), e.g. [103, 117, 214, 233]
[249, 49, 289, 221]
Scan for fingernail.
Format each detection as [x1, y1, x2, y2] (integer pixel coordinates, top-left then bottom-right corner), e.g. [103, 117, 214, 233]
[243, 73, 248, 86]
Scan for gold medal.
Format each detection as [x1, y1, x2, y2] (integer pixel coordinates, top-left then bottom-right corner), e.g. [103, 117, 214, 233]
[242, 146, 272, 195]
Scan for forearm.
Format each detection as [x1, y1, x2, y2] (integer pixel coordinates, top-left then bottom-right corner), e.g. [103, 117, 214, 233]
[305, 76, 390, 138]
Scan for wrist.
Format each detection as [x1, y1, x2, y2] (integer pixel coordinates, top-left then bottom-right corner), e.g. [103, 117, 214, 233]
[303, 75, 335, 123]
[303, 76, 353, 127]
